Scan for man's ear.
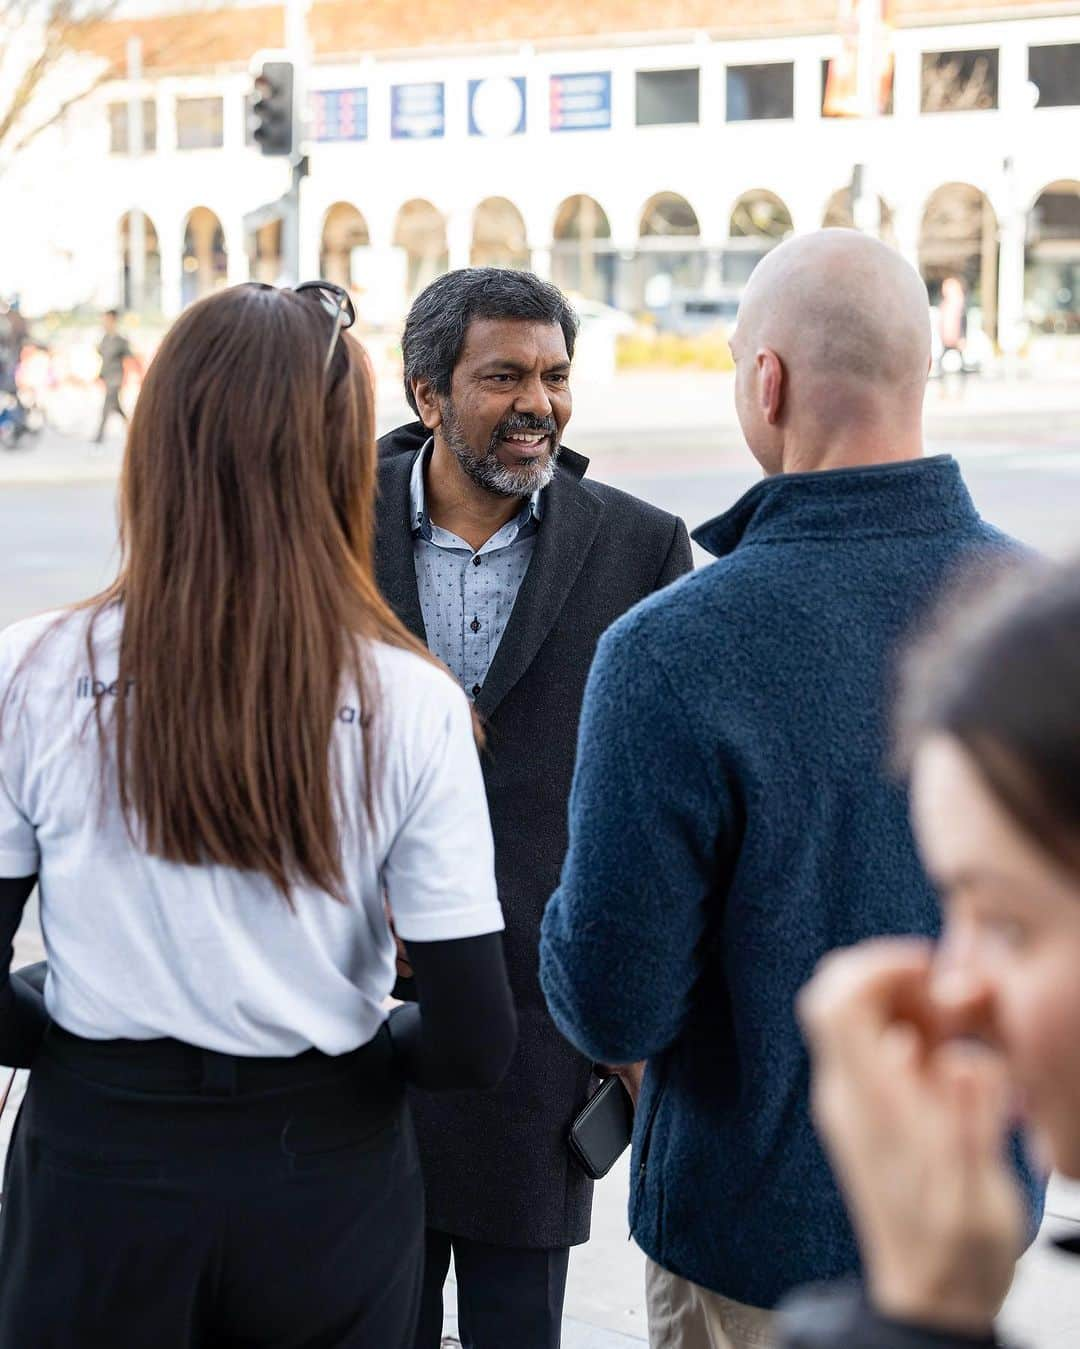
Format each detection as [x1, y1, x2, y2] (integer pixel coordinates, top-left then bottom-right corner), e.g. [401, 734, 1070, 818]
[757, 348, 785, 427]
[412, 378, 443, 432]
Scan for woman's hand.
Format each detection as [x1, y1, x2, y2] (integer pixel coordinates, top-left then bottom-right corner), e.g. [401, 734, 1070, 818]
[798, 939, 1026, 1336]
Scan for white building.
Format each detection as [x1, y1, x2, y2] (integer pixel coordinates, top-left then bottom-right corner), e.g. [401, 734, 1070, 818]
[3, 0, 1080, 352]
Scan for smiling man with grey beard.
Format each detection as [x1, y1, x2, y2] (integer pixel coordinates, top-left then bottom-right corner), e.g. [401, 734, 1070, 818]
[374, 268, 693, 1349]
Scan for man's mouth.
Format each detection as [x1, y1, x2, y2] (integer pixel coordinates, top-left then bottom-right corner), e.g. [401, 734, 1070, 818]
[499, 431, 550, 459]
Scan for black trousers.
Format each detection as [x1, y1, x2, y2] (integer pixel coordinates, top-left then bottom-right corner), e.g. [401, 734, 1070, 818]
[0, 1022, 424, 1348]
[414, 1227, 570, 1349]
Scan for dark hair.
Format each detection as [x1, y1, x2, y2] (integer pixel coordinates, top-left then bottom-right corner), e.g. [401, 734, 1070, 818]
[70, 284, 433, 901]
[105, 308, 119, 319]
[897, 558, 1080, 875]
[401, 268, 579, 413]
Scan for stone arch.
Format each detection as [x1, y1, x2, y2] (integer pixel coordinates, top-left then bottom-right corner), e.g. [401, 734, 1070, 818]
[919, 182, 999, 337]
[118, 209, 162, 312]
[393, 198, 449, 298]
[320, 202, 371, 289]
[552, 195, 614, 303]
[1025, 180, 1080, 334]
[182, 205, 228, 306]
[470, 196, 529, 270]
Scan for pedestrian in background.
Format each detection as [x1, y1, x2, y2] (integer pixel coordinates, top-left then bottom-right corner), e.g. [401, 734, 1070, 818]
[785, 559, 1080, 1349]
[0, 281, 516, 1348]
[376, 267, 692, 1349]
[93, 308, 137, 444]
[540, 231, 1044, 1349]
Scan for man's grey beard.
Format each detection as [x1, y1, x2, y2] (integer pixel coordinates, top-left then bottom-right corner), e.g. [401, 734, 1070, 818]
[441, 399, 559, 499]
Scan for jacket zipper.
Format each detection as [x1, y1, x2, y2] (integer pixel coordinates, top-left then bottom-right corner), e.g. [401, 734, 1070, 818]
[631, 1080, 665, 1232]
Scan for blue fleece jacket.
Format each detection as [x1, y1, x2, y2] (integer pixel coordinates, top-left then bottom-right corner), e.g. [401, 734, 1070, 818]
[540, 455, 1044, 1309]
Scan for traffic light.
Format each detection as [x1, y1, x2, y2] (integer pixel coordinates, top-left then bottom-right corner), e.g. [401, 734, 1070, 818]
[252, 61, 294, 156]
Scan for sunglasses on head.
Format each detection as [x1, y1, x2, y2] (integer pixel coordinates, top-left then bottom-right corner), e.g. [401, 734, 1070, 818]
[293, 281, 357, 375]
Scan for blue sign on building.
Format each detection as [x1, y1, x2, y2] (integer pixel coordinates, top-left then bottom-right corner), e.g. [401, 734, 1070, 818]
[468, 77, 526, 137]
[391, 83, 445, 140]
[549, 72, 612, 132]
[311, 88, 368, 142]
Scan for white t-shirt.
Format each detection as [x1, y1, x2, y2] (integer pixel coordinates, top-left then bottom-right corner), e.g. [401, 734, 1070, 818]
[0, 605, 503, 1056]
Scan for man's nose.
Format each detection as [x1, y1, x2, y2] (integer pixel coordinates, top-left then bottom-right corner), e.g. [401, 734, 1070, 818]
[514, 374, 553, 420]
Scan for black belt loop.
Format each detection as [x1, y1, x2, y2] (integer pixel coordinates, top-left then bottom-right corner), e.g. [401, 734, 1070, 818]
[199, 1050, 239, 1095]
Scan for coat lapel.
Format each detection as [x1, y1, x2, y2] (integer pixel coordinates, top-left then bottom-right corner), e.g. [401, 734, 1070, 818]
[475, 452, 603, 719]
[375, 451, 427, 642]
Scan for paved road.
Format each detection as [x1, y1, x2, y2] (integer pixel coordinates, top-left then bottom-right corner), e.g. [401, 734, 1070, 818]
[3, 395, 1080, 1345]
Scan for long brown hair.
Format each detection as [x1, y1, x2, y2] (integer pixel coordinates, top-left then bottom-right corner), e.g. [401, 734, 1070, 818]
[85, 283, 432, 900]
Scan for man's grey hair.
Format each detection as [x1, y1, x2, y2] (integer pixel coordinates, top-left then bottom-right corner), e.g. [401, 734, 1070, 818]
[401, 268, 579, 414]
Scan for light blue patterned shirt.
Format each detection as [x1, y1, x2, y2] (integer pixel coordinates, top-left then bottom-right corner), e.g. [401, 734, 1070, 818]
[410, 443, 542, 702]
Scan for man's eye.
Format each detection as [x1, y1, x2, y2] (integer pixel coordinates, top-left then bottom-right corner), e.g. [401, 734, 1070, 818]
[547, 373, 569, 385]
[488, 374, 515, 384]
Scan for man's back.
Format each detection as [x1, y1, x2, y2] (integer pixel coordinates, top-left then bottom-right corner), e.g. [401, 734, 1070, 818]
[541, 455, 1041, 1307]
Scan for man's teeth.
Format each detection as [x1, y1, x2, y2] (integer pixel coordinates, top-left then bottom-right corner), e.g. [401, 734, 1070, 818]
[504, 432, 546, 444]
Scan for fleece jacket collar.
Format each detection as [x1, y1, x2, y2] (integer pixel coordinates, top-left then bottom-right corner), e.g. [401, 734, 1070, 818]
[692, 454, 978, 560]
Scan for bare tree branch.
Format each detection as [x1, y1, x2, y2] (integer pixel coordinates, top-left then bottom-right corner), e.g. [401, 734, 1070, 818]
[0, 0, 119, 161]
[0, 0, 225, 166]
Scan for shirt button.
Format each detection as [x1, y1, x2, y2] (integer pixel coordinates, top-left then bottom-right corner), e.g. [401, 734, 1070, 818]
[472, 683, 482, 697]
[472, 556, 482, 567]
[470, 618, 481, 633]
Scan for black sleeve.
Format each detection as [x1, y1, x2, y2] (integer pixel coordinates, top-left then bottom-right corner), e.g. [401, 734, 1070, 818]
[0, 875, 48, 1069]
[775, 1283, 1003, 1349]
[386, 931, 516, 1092]
[654, 517, 694, 591]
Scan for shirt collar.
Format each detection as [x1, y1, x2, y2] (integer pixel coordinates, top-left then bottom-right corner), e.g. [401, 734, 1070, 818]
[409, 438, 544, 539]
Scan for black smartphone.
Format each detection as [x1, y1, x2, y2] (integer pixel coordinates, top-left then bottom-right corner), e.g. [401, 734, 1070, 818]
[568, 1075, 634, 1180]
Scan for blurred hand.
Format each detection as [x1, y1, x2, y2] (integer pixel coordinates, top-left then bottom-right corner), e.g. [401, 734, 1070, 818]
[798, 939, 1025, 1337]
[598, 1061, 645, 1108]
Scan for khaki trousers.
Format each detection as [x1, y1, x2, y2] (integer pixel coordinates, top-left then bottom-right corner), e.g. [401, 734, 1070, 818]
[646, 1259, 775, 1349]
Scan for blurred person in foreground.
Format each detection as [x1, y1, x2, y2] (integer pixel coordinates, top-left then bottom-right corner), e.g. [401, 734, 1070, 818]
[377, 268, 692, 1349]
[93, 308, 139, 444]
[0, 282, 516, 1346]
[783, 560, 1080, 1348]
[540, 230, 1044, 1349]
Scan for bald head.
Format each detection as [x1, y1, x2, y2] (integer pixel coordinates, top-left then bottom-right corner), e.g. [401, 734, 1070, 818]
[739, 229, 930, 390]
[732, 230, 931, 474]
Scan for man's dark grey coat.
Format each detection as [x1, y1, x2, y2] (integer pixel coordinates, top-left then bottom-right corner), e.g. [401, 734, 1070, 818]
[376, 421, 693, 1248]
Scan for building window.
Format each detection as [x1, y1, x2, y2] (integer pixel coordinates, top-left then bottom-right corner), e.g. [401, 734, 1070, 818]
[108, 100, 157, 153]
[921, 49, 998, 113]
[635, 68, 700, 126]
[726, 63, 795, 122]
[1029, 43, 1080, 109]
[176, 96, 224, 149]
[819, 59, 893, 116]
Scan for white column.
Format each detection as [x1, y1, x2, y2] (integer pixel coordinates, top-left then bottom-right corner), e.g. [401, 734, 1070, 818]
[997, 204, 1027, 362]
[794, 54, 822, 125]
[891, 43, 921, 122]
[226, 221, 248, 286]
[159, 215, 185, 317]
[447, 206, 472, 272]
[891, 199, 922, 274]
[529, 245, 552, 279]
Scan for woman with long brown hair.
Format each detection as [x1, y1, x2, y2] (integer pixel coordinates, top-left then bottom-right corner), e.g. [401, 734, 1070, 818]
[0, 282, 515, 1347]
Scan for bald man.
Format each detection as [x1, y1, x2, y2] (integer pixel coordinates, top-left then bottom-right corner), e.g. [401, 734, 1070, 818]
[540, 231, 1043, 1348]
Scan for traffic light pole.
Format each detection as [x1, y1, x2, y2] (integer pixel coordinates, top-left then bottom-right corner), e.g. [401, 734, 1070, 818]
[281, 0, 312, 285]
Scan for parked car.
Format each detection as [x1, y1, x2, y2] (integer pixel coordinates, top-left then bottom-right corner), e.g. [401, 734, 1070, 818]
[652, 291, 741, 336]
